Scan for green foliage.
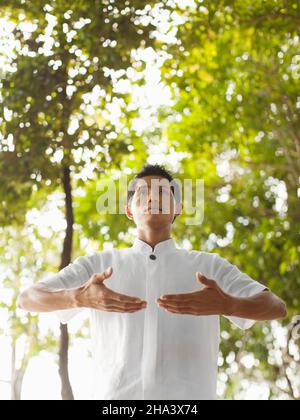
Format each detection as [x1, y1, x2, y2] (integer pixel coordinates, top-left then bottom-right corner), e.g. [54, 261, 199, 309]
[0, 225, 61, 377]
[1, 0, 299, 400]
[0, 0, 159, 222]
[0, 0, 167, 399]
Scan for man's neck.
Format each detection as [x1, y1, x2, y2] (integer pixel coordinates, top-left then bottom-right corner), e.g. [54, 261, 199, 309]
[137, 229, 172, 250]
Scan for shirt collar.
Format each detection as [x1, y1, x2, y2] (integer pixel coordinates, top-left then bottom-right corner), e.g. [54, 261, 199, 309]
[132, 237, 177, 255]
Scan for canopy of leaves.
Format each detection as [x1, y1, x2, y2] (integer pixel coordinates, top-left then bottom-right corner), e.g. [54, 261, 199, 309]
[0, 0, 161, 223]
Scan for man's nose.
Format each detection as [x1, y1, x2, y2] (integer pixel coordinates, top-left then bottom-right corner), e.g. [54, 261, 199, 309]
[148, 196, 160, 204]
[150, 190, 160, 200]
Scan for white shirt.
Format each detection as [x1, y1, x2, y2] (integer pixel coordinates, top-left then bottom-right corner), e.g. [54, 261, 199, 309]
[39, 238, 266, 400]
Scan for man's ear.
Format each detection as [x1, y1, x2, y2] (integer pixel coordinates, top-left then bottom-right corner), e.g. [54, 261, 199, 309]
[172, 203, 183, 224]
[125, 205, 134, 220]
[175, 203, 183, 216]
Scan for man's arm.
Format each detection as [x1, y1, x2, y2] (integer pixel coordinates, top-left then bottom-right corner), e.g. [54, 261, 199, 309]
[18, 267, 147, 314]
[227, 289, 287, 321]
[17, 284, 78, 312]
[157, 273, 287, 321]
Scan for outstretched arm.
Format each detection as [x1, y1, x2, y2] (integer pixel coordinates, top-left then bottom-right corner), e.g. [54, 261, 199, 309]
[18, 267, 147, 314]
[157, 273, 287, 320]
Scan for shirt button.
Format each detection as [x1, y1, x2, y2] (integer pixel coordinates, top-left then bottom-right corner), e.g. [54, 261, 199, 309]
[149, 254, 157, 260]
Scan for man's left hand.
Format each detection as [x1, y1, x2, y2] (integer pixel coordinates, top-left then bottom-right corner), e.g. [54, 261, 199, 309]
[156, 273, 234, 316]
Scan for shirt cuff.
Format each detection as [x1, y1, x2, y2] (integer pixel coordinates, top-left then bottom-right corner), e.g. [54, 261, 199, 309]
[225, 283, 268, 330]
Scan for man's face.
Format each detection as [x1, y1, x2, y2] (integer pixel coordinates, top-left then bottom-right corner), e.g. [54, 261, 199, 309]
[126, 176, 182, 228]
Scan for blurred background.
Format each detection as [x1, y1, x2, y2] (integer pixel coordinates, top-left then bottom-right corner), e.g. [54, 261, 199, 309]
[0, 0, 299, 400]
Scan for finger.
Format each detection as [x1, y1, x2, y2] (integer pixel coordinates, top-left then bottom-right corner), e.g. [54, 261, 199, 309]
[101, 305, 146, 313]
[168, 308, 216, 316]
[196, 272, 217, 289]
[157, 298, 193, 307]
[101, 299, 147, 310]
[157, 300, 198, 310]
[163, 306, 198, 315]
[160, 302, 217, 316]
[91, 267, 113, 284]
[103, 305, 146, 313]
[158, 292, 199, 303]
[107, 289, 146, 304]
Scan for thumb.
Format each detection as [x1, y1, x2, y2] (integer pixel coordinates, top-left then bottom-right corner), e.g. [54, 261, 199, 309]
[197, 272, 217, 289]
[91, 266, 113, 284]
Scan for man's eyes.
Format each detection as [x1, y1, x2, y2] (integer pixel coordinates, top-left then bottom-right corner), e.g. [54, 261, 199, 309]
[137, 188, 170, 196]
[137, 188, 148, 195]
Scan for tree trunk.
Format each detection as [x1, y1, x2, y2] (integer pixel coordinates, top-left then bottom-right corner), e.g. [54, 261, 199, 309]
[11, 343, 25, 400]
[11, 369, 25, 400]
[58, 165, 74, 400]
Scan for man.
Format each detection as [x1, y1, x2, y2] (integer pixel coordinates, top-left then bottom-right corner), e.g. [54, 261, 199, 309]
[18, 164, 287, 400]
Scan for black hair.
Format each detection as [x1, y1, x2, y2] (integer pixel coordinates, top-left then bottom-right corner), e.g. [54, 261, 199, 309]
[127, 165, 181, 222]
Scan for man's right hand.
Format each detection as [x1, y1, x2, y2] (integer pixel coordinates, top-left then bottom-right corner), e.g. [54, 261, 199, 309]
[75, 266, 147, 313]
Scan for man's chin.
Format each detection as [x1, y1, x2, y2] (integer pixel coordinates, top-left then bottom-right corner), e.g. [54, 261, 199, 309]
[141, 214, 172, 225]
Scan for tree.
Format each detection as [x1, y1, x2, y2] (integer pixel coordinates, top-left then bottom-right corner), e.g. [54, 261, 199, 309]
[0, 0, 163, 399]
[0, 223, 61, 399]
